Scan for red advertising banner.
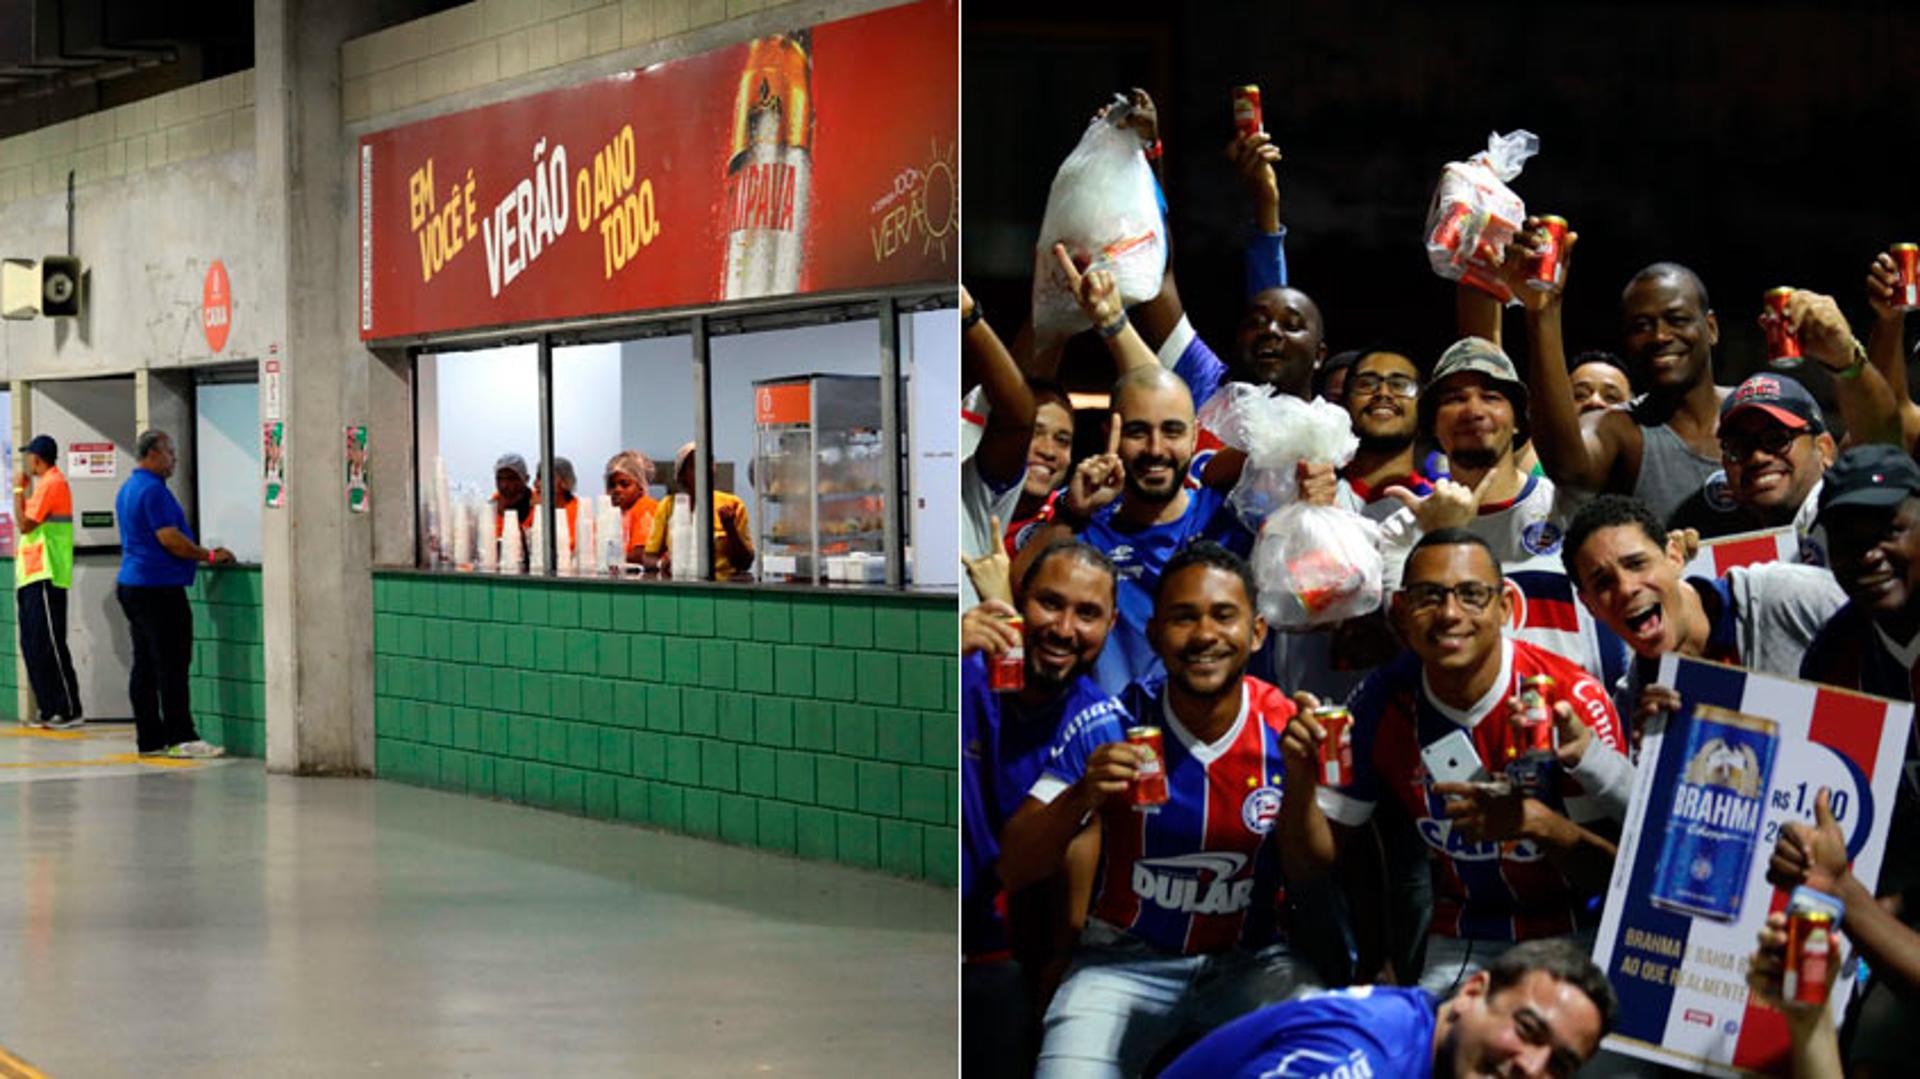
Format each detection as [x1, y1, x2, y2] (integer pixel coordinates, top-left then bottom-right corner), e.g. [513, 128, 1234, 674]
[358, 0, 955, 341]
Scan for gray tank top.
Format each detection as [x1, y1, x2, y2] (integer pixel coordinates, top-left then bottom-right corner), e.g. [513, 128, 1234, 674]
[1632, 420, 1722, 523]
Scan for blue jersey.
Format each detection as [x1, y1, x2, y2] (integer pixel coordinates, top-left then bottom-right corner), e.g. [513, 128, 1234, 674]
[1162, 985, 1437, 1079]
[960, 654, 1125, 957]
[1030, 676, 1297, 955]
[1080, 484, 1236, 695]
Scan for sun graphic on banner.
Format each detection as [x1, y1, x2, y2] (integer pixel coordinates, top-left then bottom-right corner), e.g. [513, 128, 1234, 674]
[919, 137, 956, 262]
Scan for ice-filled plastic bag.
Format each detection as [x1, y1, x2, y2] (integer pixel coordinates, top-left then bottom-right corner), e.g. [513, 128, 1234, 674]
[1032, 100, 1168, 336]
[1204, 384, 1359, 526]
[1253, 504, 1383, 629]
[1423, 129, 1539, 304]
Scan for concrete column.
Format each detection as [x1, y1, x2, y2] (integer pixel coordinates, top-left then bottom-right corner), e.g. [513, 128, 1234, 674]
[254, 0, 392, 774]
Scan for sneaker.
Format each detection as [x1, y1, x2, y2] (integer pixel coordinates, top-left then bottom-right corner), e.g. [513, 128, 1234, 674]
[165, 740, 226, 760]
[46, 717, 85, 731]
[22, 717, 48, 730]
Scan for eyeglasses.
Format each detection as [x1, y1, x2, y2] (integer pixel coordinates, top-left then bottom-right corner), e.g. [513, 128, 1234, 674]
[1402, 580, 1501, 612]
[1719, 429, 1807, 461]
[1348, 373, 1421, 399]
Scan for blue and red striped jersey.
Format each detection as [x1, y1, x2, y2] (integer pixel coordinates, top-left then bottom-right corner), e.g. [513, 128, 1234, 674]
[1031, 677, 1298, 956]
[1319, 639, 1626, 942]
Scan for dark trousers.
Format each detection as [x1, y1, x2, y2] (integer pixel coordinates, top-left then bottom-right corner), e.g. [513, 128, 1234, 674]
[115, 584, 198, 752]
[17, 580, 82, 721]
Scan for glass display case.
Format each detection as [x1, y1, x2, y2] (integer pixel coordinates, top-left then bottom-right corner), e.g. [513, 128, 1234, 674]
[754, 374, 885, 583]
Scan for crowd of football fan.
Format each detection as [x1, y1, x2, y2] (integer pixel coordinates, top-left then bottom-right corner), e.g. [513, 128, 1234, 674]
[959, 91, 1920, 1078]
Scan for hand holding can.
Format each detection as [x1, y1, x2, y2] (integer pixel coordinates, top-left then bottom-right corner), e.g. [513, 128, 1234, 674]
[1763, 287, 1804, 369]
[1313, 706, 1353, 787]
[1127, 726, 1169, 810]
[988, 615, 1025, 692]
[1894, 243, 1920, 311]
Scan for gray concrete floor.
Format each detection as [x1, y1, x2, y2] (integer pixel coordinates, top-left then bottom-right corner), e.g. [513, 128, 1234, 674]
[0, 724, 956, 1077]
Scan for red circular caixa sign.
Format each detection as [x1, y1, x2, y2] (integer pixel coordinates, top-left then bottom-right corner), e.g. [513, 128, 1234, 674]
[203, 260, 231, 353]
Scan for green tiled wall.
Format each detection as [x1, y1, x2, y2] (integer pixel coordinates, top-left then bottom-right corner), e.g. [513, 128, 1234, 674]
[0, 560, 262, 750]
[0, 559, 16, 720]
[187, 568, 266, 758]
[372, 573, 958, 884]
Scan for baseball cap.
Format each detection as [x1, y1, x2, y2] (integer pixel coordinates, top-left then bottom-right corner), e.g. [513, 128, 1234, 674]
[23, 434, 57, 464]
[1419, 336, 1530, 440]
[1720, 373, 1824, 433]
[494, 453, 530, 482]
[1816, 443, 1920, 525]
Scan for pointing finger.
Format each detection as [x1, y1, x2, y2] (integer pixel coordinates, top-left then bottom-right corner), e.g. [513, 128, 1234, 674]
[1052, 242, 1082, 289]
[1107, 412, 1123, 456]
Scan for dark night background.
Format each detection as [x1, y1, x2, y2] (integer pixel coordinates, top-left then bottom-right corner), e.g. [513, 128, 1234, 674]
[963, 0, 1920, 423]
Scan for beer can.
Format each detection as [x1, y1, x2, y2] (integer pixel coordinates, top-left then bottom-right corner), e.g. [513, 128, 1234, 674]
[1232, 85, 1263, 138]
[1513, 675, 1556, 756]
[989, 616, 1025, 693]
[1784, 886, 1845, 1005]
[1763, 287, 1803, 369]
[1526, 216, 1570, 291]
[1893, 243, 1920, 311]
[1649, 704, 1779, 922]
[1313, 706, 1353, 787]
[1127, 726, 1170, 810]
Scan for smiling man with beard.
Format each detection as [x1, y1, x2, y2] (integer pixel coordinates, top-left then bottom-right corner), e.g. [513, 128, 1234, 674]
[961, 540, 1123, 1078]
[1667, 373, 1837, 554]
[1375, 338, 1629, 688]
[1562, 493, 1842, 735]
[1162, 937, 1613, 1079]
[1000, 542, 1320, 1077]
[1285, 531, 1626, 994]
[1018, 365, 1252, 695]
[1337, 350, 1433, 520]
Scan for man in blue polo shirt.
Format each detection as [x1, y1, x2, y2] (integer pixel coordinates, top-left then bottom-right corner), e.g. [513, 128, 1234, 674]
[115, 429, 233, 758]
[1163, 937, 1613, 1079]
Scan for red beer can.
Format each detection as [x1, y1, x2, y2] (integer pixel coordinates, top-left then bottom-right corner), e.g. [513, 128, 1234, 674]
[1514, 675, 1556, 756]
[1232, 85, 1263, 138]
[1526, 215, 1570, 291]
[1314, 706, 1353, 787]
[1763, 287, 1803, 369]
[1893, 243, 1920, 311]
[989, 616, 1025, 693]
[1785, 909, 1837, 1005]
[1127, 726, 1170, 809]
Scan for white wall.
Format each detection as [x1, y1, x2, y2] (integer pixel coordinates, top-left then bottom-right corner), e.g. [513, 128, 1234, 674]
[194, 382, 263, 562]
[423, 345, 539, 500]
[908, 309, 959, 586]
[550, 343, 624, 502]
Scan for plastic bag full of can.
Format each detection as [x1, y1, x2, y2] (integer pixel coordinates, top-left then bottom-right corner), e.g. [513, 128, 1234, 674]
[1423, 129, 1540, 305]
[1252, 503, 1384, 630]
[1031, 97, 1168, 337]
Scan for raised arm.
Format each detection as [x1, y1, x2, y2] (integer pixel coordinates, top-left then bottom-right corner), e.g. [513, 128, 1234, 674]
[1787, 288, 1902, 449]
[1507, 219, 1630, 493]
[1277, 697, 1348, 884]
[963, 285, 1037, 489]
[1052, 244, 1158, 376]
[1864, 249, 1920, 451]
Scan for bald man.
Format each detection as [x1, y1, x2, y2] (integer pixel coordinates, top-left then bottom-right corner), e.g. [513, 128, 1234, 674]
[1016, 365, 1246, 694]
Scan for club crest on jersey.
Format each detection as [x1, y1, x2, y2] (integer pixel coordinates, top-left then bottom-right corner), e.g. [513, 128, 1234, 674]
[1242, 785, 1283, 834]
[1130, 851, 1254, 915]
[1703, 469, 1738, 512]
[1417, 816, 1544, 862]
[1520, 520, 1563, 556]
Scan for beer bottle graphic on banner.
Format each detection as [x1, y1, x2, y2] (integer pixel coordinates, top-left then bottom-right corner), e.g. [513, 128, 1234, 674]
[722, 30, 813, 299]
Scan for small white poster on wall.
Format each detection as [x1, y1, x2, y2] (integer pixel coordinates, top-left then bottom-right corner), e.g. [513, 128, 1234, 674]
[263, 358, 284, 421]
[67, 441, 117, 479]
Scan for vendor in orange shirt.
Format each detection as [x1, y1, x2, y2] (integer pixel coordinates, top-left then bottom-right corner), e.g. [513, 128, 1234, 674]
[603, 450, 658, 565]
[645, 442, 754, 579]
[13, 434, 82, 729]
[534, 457, 583, 554]
[491, 453, 535, 538]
